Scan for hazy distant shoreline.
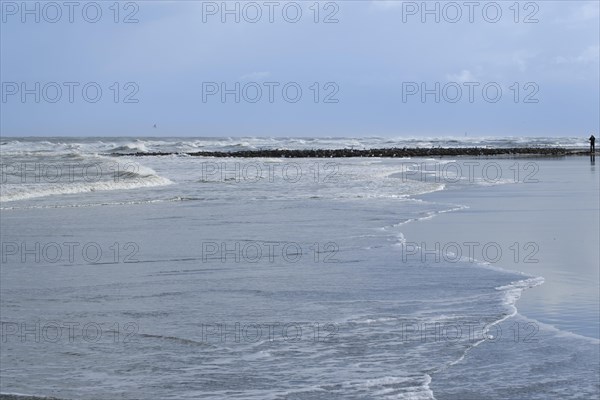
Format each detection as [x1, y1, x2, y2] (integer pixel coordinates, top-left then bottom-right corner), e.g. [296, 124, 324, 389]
[0, 395, 62, 400]
[115, 147, 596, 158]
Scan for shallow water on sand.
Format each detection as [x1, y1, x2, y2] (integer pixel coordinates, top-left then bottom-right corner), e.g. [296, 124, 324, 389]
[402, 157, 600, 339]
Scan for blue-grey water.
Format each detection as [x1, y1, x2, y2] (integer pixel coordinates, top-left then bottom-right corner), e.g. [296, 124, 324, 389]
[0, 137, 598, 399]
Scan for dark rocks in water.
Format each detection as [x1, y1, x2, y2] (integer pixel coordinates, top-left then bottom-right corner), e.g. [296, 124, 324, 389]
[116, 147, 573, 158]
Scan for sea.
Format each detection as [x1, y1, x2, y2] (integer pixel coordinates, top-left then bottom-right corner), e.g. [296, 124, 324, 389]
[0, 136, 598, 399]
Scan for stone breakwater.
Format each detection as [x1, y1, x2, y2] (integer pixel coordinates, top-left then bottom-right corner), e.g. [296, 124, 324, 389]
[114, 147, 595, 158]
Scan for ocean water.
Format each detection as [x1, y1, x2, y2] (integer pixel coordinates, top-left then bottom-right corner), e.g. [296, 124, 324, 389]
[0, 137, 598, 399]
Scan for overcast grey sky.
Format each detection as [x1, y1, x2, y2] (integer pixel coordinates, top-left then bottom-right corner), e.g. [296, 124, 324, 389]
[1, 0, 598, 137]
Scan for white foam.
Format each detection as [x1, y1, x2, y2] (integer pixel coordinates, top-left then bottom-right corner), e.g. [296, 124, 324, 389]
[0, 175, 172, 202]
[496, 276, 546, 311]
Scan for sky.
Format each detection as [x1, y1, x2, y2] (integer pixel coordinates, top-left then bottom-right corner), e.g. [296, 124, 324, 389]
[1, 0, 599, 137]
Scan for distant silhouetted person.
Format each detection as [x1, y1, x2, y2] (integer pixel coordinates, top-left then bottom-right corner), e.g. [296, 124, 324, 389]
[590, 134, 596, 153]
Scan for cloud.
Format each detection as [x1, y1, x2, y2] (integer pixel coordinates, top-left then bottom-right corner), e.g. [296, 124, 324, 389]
[574, 1, 600, 21]
[370, 0, 405, 10]
[446, 69, 478, 83]
[510, 50, 539, 72]
[553, 1, 600, 23]
[239, 71, 271, 81]
[555, 45, 600, 65]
